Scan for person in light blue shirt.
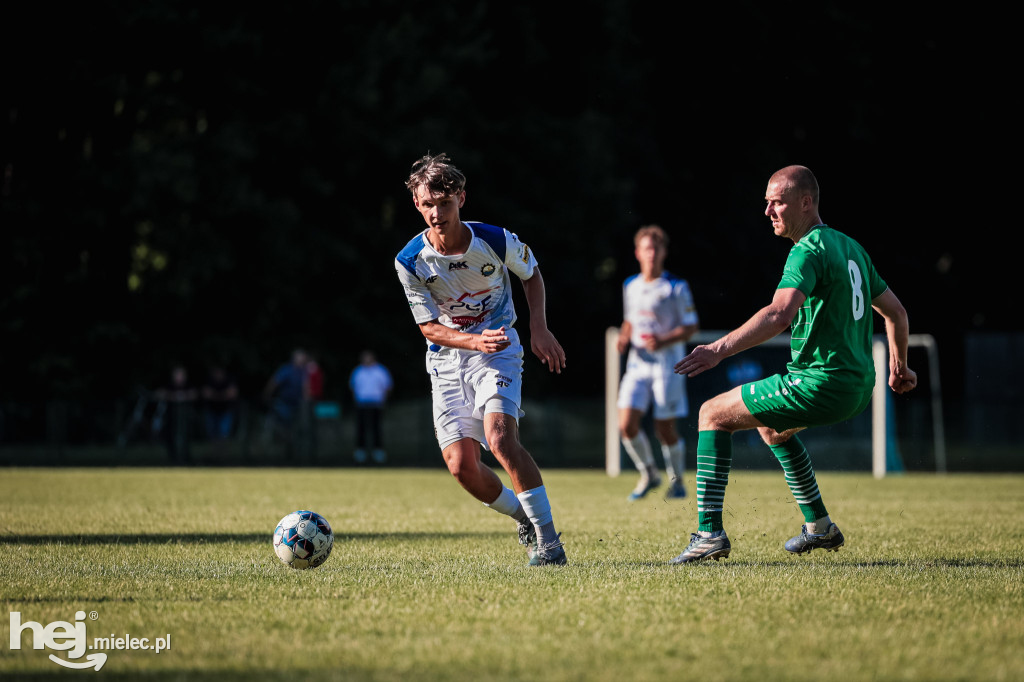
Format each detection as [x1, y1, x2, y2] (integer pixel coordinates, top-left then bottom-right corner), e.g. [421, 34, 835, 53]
[349, 350, 393, 464]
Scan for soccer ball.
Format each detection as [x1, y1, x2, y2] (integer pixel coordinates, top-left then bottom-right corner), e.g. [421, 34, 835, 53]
[272, 510, 334, 569]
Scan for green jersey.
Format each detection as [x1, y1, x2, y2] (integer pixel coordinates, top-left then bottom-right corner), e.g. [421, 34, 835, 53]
[777, 225, 887, 392]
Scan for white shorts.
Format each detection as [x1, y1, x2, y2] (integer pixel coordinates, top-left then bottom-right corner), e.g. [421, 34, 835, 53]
[617, 349, 689, 420]
[426, 333, 525, 451]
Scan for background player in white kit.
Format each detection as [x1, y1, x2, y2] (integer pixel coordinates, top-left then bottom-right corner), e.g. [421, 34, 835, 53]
[394, 152, 569, 566]
[616, 225, 700, 500]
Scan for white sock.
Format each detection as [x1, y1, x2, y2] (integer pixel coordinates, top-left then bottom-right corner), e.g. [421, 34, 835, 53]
[806, 516, 832, 534]
[662, 440, 685, 481]
[518, 485, 557, 546]
[485, 486, 527, 523]
[622, 432, 655, 475]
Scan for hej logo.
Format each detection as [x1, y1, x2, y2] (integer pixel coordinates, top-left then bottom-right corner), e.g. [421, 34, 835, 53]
[9, 610, 172, 671]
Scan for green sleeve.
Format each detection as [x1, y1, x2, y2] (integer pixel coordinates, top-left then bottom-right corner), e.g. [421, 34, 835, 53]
[777, 242, 819, 296]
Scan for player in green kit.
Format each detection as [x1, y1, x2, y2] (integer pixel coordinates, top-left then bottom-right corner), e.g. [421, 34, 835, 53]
[669, 165, 918, 564]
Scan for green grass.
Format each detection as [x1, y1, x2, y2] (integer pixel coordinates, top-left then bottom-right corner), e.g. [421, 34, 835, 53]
[1, 467, 1023, 681]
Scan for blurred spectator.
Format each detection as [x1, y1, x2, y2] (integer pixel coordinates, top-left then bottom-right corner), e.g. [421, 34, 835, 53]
[349, 350, 393, 464]
[306, 354, 325, 401]
[201, 364, 239, 443]
[262, 348, 311, 457]
[152, 364, 198, 464]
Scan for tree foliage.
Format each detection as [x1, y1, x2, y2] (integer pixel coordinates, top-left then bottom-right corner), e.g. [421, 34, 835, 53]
[1, 1, 1004, 403]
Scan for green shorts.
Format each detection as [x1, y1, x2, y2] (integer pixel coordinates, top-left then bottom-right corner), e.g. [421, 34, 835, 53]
[740, 373, 873, 433]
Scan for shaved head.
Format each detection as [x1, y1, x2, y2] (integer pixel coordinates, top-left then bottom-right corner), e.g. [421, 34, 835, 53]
[769, 165, 819, 206]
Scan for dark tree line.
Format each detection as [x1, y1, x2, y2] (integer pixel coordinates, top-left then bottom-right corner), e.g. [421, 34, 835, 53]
[1, 1, 1010, 406]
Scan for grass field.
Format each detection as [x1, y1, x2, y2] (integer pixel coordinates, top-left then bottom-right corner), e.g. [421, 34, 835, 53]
[1, 467, 1023, 681]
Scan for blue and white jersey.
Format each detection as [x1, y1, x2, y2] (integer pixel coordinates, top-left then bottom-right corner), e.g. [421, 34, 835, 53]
[623, 271, 698, 364]
[395, 222, 537, 345]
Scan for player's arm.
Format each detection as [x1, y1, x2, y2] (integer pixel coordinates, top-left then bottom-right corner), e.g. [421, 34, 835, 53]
[520, 266, 567, 373]
[648, 279, 699, 350]
[418, 320, 511, 354]
[616, 320, 633, 354]
[871, 288, 917, 394]
[397, 257, 509, 354]
[674, 287, 803, 377]
[645, 323, 699, 351]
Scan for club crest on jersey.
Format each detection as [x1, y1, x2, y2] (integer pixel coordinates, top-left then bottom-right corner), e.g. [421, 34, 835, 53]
[449, 261, 469, 271]
[481, 263, 496, 277]
[520, 245, 531, 264]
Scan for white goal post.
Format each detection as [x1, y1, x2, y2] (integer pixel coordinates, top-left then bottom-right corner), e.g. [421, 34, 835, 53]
[605, 329, 945, 478]
[872, 333, 946, 477]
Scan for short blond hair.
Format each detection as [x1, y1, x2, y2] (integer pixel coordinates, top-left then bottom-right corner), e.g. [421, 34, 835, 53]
[634, 224, 668, 249]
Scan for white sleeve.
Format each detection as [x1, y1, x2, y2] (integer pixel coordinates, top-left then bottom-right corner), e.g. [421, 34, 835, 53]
[395, 259, 440, 324]
[504, 230, 538, 280]
[674, 280, 699, 326]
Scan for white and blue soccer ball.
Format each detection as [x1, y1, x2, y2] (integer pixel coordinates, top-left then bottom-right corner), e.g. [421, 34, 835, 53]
[273, 510, 334, 569]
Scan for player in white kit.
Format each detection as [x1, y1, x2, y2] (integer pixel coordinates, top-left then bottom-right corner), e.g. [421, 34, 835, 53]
[616, 225, 699, 500]
[395, 152, 568, 566]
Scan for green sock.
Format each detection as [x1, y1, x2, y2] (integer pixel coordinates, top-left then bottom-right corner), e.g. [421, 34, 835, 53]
[768, 435, 828, 523]
[696, 430, 732, 532]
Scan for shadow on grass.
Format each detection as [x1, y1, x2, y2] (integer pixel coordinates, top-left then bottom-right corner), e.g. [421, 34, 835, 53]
[849, 557, 1024, 569]
[0, 531, 504, 545]
[648, 557, 1024, 569]
[0, 672, 362, 682]
[0, 673, 328, 682]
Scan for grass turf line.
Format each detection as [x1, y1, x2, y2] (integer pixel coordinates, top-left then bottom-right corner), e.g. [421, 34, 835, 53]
[1, 467, 1022, 681]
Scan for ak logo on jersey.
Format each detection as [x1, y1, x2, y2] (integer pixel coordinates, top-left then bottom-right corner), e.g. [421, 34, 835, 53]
[449, 261, 469, 271]
[425, 274, 438, 284]
[481, 263, 496, 277]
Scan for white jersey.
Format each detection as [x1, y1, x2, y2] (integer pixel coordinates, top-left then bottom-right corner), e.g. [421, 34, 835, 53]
[622, 271, 699, 365]
[396, 221, 535, 447]
[395, 221, 538, 348]
[618, 271, 698, 419]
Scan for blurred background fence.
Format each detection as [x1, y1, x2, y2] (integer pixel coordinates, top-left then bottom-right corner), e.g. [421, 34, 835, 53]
[1, 332, 1020, 473]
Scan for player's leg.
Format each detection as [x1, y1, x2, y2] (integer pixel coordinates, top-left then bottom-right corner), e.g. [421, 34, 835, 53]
[694, 386, 762, 529]
[653, 418, 686, 498]
[429, 348, 534, 551]
[619, 407, 661, 499]
[484, 409, 566, 566]
[670, 386, 762, 564]
[653, 361, 688, 497]
[673, 373, 857, 565]
[439, 433, 536, 551]
[441, 437, 505, 502]
[742, 375, 867, 555]
[759, 426, 844, 554]
[617, 368, 661, 499]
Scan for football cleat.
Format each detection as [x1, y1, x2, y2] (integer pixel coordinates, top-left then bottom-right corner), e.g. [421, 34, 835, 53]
[628, 474, 662, 501]
[669, 531, 731, 564]
[784, 523, 845, 554]
[529, 534, 567, 566]
[664, 478, 687, 499]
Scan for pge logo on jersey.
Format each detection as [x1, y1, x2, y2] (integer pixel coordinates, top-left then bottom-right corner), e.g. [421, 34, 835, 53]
[8, 610, 172, 671]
